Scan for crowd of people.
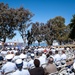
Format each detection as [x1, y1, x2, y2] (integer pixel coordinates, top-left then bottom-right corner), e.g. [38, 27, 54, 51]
[0, 45, 75, 75]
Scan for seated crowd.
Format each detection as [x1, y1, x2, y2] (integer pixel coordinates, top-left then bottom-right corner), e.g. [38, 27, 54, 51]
[0, 46, 75, 75]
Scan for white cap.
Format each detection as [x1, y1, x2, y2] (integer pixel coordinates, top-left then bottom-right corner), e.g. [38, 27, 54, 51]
[12, 47, 14, 50]
[19, 54, 27, 59]
[5, 54, 13, 60]
[66, 48, 69, 50]
[15, 47, 18, 49]
[31, 53, 34, 56]
[73, 62, 75, 69]
[7, 47, 10, 50]
[22, 47, 24, 50]
[15, 59, 22, 64]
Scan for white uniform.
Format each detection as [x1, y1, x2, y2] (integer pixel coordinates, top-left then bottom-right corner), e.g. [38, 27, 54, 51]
[38, 54, 46, 65]
[1, 51, 7, 56]
[28, 59, 34, 68]
[12, 50, 18, 54]
[23, 61, 28, 69]
[54, 54, 61, 62]
[13, 56, 20, 61]
[1, 62, 16, 74]
[73, 62, 75, 69]
[61, 54, 66, 60]
[11, 69, 30, 75]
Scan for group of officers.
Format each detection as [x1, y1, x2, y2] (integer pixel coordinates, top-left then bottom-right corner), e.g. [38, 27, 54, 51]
[0, 46, 75, 75]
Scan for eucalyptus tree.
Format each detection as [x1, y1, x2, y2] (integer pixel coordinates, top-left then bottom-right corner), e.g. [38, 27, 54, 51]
[69, 14, 75, 40]
[0, 3, 33, 47]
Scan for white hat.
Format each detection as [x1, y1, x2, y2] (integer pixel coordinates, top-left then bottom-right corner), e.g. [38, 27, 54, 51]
[12, 47, 14, 50]
[66, 48, 70, 50]
[42, 54, 46, 57]
[15, 47, 18, 49]
[22, 47, 24, 50]
[19, 54, 27, 59]
[7, 47, 10, 50]
[15, 59, 22, 64]
[73, 62, 75, 69]
[31, 53, 34, 56]
[5, 54, 13, 60]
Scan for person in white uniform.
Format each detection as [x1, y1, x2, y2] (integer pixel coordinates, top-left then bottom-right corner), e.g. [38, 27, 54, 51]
[1, 54, 16, 75]
[61, 50, 66, 60]
[12, 52, 20, 62]
[12, 59, 30, 75]
[28, 53, 35, 69]
[54, 50, 61, 62]
[38, 53, 47, 66]
[73, 62, 75, 73]
[19, 53, 28, 69]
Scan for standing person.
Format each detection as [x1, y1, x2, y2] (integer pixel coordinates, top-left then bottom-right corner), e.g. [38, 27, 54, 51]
[12, 59, 30, 75]
[29, 59, 45, 75]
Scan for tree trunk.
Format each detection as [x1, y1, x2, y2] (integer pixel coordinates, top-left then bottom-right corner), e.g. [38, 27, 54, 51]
[59, 40, 62, 45]
[38, 42, 40, 46]
[23, 37, 27, 48]
[3, 37, 6, 43]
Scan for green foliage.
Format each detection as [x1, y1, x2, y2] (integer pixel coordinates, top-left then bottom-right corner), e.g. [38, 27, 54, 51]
[31, 22, 45, 45]
[0, 2, 71, 45]
[69, 14, 75, 40]
[46, 16, 69, 44]
[16, 7, 33, 46]
[0, 3, 33, 43]
[0, 3, 17, 42]
[27, 30, 34, 46]
[31, 16, 69, 45]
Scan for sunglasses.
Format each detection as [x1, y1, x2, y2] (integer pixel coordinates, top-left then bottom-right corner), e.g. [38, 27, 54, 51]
[66, 59, 72, 62]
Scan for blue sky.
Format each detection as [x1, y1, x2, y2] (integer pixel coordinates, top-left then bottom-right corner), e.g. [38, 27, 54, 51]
[0, 0, 75, 42]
